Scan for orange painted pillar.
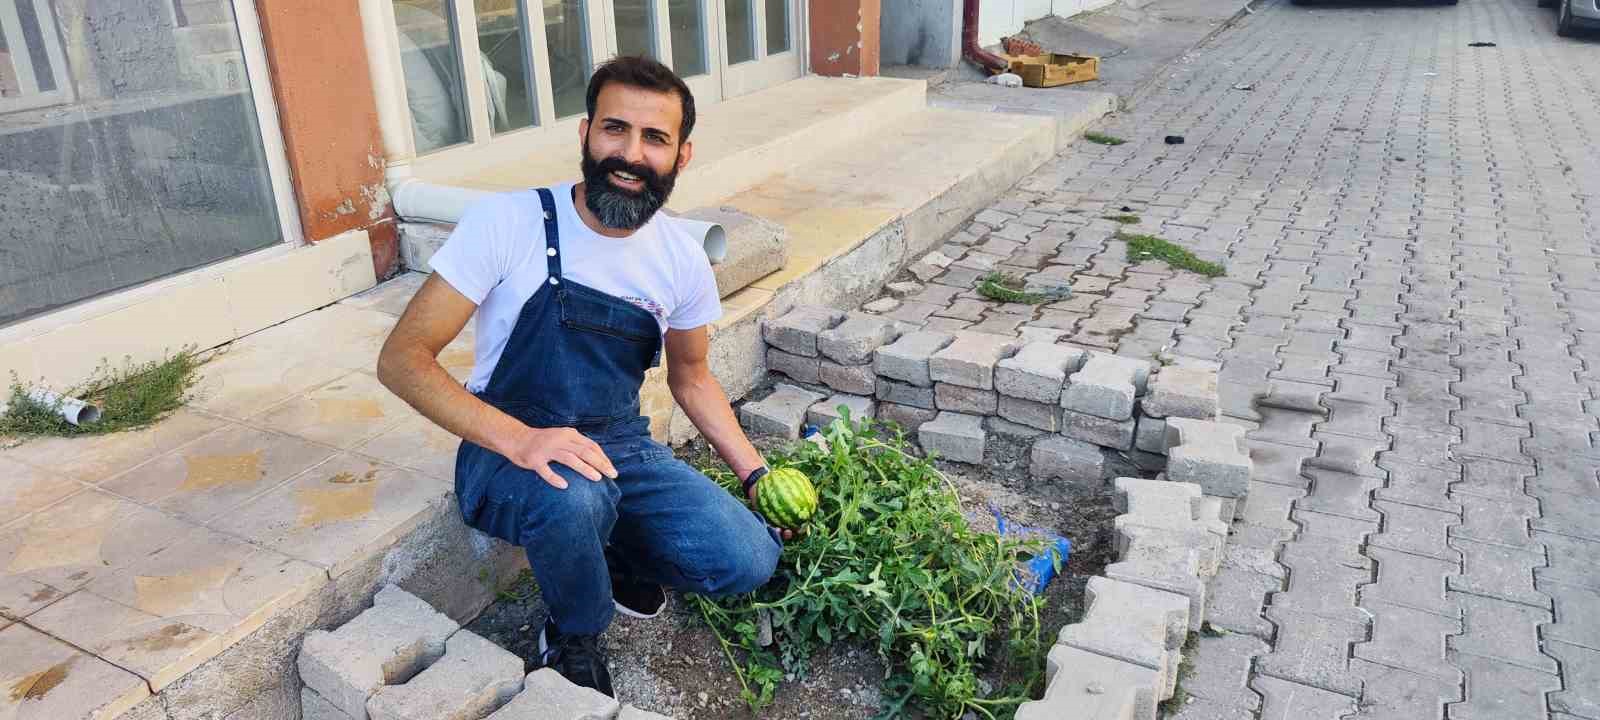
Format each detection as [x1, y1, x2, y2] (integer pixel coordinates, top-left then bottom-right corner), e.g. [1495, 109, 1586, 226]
[809, 0, 881, 77]
[254, 0, 400, 279]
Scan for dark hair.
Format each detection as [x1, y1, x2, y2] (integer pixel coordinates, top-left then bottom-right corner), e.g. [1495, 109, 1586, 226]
[585, 56, 697, 142]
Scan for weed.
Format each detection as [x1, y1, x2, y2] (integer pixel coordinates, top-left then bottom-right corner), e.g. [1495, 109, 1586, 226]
[691, 416, 1051, 719]
[1, 349, 201, 441]
[976, 272, 1065, 305]
[1101, 214, 1141, 224]
[1119, 231, 1226, 277]
[496, 570, 538, 603]
[1083, 132, 1127, 146]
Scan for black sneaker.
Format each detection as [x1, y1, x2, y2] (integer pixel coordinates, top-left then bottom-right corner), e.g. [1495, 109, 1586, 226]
[538, 619, 614, 697]
[611, 572, 666, 619]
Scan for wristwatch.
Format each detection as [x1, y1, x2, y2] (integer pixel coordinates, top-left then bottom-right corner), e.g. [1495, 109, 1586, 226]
[741, 465, 770, 497]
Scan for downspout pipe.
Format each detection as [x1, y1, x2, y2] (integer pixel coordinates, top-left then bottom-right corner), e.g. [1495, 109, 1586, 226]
[962, 0, 1009, 74]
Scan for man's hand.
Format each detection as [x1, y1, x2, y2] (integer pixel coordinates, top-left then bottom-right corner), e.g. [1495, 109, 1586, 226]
[744, 471, 798, 541]
[501, 426, 619, 489]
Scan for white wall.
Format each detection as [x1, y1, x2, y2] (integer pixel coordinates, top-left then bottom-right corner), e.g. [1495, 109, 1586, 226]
[976, 0, 1117, 46]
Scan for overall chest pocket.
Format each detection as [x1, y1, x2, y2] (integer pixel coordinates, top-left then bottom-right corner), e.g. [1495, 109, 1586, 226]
[558, 286, 659, 344]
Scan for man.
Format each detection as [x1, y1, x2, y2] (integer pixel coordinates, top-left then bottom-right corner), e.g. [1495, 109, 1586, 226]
[376, 56, 785, 697]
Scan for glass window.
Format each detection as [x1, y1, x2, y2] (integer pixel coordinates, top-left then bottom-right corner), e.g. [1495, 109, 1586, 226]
[394, 0, 472, 152]
[764, 0, 788, 54]
[474, 0, 536, 133]
[0, 0, 282, 326]
[667, 0, 706, 76]
[613, 0, 656, 59]
[544, 0, 591, 118]
[724, 0, 753, 64]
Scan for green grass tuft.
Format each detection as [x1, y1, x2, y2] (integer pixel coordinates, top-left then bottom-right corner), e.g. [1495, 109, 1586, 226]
[1083, 132, 1127, 146]
[976, 271, 1052, 304]
[1120, 231, 1226, 277]
[1101, 214, 1142, 224]
[1, 349, 201, 442]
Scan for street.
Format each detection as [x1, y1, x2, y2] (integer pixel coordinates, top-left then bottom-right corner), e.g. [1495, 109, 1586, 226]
[1025, 0, 1599, 717]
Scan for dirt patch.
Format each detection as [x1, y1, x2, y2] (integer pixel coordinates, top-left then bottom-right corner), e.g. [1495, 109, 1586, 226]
[466, 433, 1142, 718]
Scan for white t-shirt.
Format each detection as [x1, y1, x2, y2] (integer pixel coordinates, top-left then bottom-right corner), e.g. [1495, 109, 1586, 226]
[429, 182, 722, 393]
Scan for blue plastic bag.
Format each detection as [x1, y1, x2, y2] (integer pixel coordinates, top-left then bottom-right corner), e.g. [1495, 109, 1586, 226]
[991, 503, 1072, 596]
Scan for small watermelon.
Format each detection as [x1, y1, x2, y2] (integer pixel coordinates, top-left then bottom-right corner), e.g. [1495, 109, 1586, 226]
[754, 467, 819, 530]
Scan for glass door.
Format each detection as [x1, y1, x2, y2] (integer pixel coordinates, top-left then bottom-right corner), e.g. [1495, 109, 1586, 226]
[601, 0, 721, 108]
[716, 0, 798, 98]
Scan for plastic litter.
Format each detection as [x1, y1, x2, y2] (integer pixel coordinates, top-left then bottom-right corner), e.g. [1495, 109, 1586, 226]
[801, 424, 831, 453]
[990, 504, 1072, 596]
[988, 72, 1023, 88]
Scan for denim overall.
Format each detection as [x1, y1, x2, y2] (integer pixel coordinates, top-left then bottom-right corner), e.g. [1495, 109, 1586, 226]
[454, 187, 780, 636]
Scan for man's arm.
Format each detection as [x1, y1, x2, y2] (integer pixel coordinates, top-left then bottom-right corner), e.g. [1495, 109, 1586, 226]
[376, 274, 616, 488]
[663, 326, 766, 493]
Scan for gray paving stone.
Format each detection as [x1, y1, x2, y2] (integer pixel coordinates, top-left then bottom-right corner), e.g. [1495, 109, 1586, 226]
[806, 393, 874, 430]
[763, 306, 845, 357]
[1061, 409, 1136, 450]
[999, 394, 1062, 432]
[1062, 353, 1144, 420]
[1449, 652, 1561, 720]
[817, 312, 901, 365]
[488, 669, 619, 719]
[1166, 418, 1251, 498]
[1059, 577, 1190, 699]
[931, 375, 999, 411]
[996, 342, 1086, 403]
[1015, 645, 1158, 720]
[367, 631, 524, 720]
[1447, 536, 1548, 607]
[1539, 577, 1600, 650]
[1030, 435, 1103, 484]
[874, 330, 956, 387]
[1448, 592, 1558, 674]
[818, 360, 876, 396]
[1256, 605, 1365, 697]
[1181, 632, 1269, 709]
[1203, 565, 1278, 639]
[1105, 550, 1208, 624]
[741, 384, 827, 438]
[1143, 366, 1220, 420]
[928, 332, 1021, 390]
[1135, 414, 1167, 454]
[303, 688, 354, 720]
[1350, 598, 1460, 681]
[1546, 640, 1600, 719]
[1361, 546, 1459, 618]
[876, 402, 939, 435]
[1252, 675, 1357, 720]
[875, 378, 935, 409]
[766, 348, 820, 384]
[1347, 658, 1460, 720]
[919, 411, 986, 464]
[299, 585, 460, 720]
[618, 705, 672, 720]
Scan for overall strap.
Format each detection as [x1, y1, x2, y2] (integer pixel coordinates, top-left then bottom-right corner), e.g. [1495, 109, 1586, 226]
[536, 187, 562, 284]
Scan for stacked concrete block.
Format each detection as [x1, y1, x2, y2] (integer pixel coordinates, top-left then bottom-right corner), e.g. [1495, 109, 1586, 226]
[1058, 577, 1191, 701]
[876, 330, 956, 387]
[876, 379, 936, 409]
[1103, 478, 1221, 624]
[1058, 353, 1152, 451]
[818, 312, 900, 396]
[1165, 417, 1252, 499]
[763, 305, 845, 384]
[929, 332, 1021, 391]
[878, 402, 939, 434]
[1136, 365, 1220, 455]
[1015, 645, 1160, 720]
[1031, 435, 1104, 485]
[487, 669, 619, 719]
[366, 632, 523, 720]
[996, 343, 1086, 432]
[807, 392, 875, 430]
[299, 585, 459, 720]
[741, 384, 826, 438]
[919, 411, 986, 464]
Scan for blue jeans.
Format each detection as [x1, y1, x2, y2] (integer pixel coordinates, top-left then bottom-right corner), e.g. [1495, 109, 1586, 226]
[456, 424, 781, 635]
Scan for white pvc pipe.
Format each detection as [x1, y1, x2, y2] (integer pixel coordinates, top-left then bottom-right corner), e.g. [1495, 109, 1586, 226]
[26, 388, 101, 426]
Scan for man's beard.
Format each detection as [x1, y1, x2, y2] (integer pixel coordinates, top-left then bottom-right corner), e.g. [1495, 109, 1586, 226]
[580, 139, 677, 231]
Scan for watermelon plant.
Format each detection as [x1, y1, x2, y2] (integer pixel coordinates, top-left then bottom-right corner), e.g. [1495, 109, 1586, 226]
[691, 412, 1050, 719]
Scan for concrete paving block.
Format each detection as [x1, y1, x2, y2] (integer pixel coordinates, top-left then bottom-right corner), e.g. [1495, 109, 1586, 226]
[1143, 366, 1220, 420]
[740, 384, 826, 438]
[819, 360, 877, 395]
[1063, 353, 1145, 420]
[1106, 552, 1208, 625]
[806, 393, 875, 430]
[1135, 414, 1167, 454]
[886, 281, 924, 297]
[1117, 521, 1223, 578]
[876, 379, 936, 409]
[877, 402, 939, 434]
[618, 706, 673, 720]
[919, 411, 986, 464]
[763, 306, 845, 357]
[1059, 577, 1191, 699]
[1251, 675, 1357, 720]
[1031, 435, 1104, 485]
[987, 416, 1047, 441]
[367, 631, 523, 720]
[1256, 606, 1365, 697]
[1113, 476, 1203, 517]
[767, 348, 820, 384]
[1001, 394, 1063, 432]
[934, 382, 999, 414]
[303, 687, 355, 720]
[875, 330, 956, 387]
[487, 669, 620, 720]
[1061, 409, 1136, 450]
[1166, 418, 1252, 498]
[996, 342, 1087, 403]
[1165, 696, 1255, 720]
[818, 312, 901, 365]
[1015, 644, 1158, 720]
[928, 332, 1021, 390]
[299, 585, 460, 720]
